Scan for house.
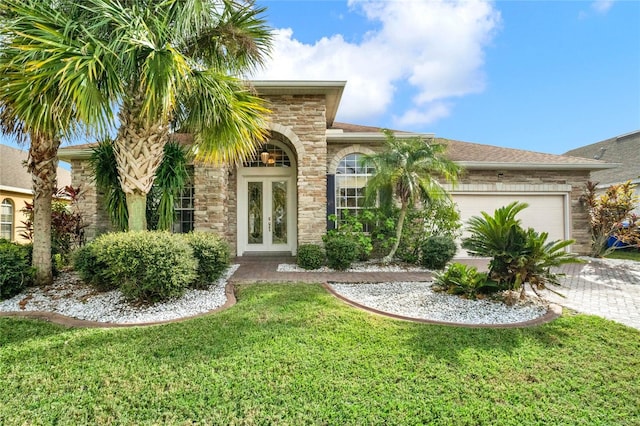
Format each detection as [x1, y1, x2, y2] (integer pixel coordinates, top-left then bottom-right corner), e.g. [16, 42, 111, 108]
[0, 143, 72, 243]
[58, 80, 613, 256]
[564, 130, 640, 214]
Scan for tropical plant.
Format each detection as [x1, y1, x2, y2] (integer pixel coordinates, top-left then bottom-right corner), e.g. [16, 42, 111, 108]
[433, 263, 497, 300]
[363, 130, 462, 263]
[0, 1, 114, 284]
[90, 139, 128, 231]
[20, 186, 86, 267]
[583, 180, 639, 257]
[462, 202, 580, 300]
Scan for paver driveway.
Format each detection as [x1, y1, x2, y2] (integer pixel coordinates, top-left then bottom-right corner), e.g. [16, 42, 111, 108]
[542, 258, 640, 330]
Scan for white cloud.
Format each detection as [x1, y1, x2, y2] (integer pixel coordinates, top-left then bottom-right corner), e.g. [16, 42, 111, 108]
[592, 0, 615, 14]
[251, 0, 501, 129]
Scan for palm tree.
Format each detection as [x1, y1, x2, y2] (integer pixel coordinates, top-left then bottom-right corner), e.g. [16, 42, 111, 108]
[89, 0, 273, 230]
[363, 130, 462, 263]
[0, 1, 115, 284]
[3, 0, 273, 233]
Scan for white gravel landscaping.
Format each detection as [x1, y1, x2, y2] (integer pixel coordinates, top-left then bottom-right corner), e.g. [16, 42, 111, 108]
[0, 265, 239, 324]
[329, 281, 549, 325]
[277, 262, 430, 273]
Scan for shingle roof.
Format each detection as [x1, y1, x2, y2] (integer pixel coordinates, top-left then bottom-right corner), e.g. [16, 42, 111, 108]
[330, 122, 611, 170]
[0, 144, 72, 191]
[564, 130, 639, 184]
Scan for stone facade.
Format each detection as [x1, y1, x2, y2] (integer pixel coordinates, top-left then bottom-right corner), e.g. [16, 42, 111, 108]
[70, 159, 113, 241]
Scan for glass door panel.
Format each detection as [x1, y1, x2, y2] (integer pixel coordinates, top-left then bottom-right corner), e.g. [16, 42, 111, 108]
[248, 181, 263, 244]
[271, 181, 287, 245]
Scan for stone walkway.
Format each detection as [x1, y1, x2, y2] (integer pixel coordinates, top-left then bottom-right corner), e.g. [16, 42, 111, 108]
[231, 256, 640, 330]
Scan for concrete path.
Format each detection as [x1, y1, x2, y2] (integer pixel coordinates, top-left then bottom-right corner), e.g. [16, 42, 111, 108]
[231, 256, 640, 330]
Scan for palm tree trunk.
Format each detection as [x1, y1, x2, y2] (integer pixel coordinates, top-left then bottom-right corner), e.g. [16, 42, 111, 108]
[114, 95, 169, 231]
[27, 134, 61, 285]
[383, 200, 408, 263]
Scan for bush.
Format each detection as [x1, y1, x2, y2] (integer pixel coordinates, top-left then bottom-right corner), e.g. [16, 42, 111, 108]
[327, 212, 372, 261]
[182, 232, 230, 287]
[433, 263, 498, 300]
[72, 245, 112, 290]
[420, 236, 457, 270]
[0, 239, 35, 299]
[297, 244, 325, 270]
[82, 232, 197, 303]
[324, 234, 359, 270]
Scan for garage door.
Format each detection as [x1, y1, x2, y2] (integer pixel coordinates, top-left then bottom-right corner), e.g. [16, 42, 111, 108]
[452, 193, 569, 257]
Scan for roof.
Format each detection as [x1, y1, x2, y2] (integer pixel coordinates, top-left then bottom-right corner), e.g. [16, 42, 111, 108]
[328, 123, 613, 171]
[0, 144, 72, 194]
[564, 130, 640, 184]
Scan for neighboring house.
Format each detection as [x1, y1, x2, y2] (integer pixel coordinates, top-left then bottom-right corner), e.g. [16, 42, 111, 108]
[564, 130, 640, 215]
[58, 81, 613, 256]
[0, 144, 72, 243]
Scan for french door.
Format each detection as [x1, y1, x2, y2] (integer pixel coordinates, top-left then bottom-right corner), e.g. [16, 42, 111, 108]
[239, 175, 295, 254]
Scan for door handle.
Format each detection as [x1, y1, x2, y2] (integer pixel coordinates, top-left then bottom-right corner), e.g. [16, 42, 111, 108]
[268, 217, 271, 232]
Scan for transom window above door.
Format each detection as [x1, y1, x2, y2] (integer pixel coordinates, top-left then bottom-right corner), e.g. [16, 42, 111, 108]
[244, 143, 291, 167]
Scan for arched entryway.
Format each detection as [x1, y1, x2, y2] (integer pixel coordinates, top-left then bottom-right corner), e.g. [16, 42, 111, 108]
[237, 138, 297, 255]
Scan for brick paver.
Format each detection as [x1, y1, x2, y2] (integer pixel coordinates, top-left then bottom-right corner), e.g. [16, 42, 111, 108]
[542, 259, 640, 330]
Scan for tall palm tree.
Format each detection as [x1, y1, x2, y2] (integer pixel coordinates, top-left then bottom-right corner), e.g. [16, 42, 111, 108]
[87, 0, 273, 230]
[0, 1, 115, 284]
[364, 130, 462, 263]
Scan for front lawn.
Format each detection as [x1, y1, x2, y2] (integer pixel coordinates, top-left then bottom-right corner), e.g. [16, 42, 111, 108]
[606, 249, 640, 262]
[1, 284, 638, 425]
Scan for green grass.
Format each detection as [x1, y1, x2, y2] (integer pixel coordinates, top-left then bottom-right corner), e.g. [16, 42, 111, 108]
[1, 284, 639, 425]
[606, 249, 640, 261]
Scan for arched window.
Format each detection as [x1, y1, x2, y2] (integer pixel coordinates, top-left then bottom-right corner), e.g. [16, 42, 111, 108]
[1, 198, 14, 241]
[244, 143, 291, 168]
[335, 153, 374, 230]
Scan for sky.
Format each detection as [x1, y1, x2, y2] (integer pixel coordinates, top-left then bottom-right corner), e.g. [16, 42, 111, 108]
[1, 0, 638, 157]
[251, 0, 640, 154]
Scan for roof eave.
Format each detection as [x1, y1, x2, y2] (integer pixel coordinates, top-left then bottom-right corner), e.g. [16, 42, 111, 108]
[57, 148, 93, 161]
[458, 161, 619, 171]
[326, 131, 435, 143]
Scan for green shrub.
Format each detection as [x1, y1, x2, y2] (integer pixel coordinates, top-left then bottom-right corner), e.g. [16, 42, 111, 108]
[327, 212, 372, 261]
[85, 231, 197, 303]
[324, 234, 359, 270]
[297, 244, 325, 270]
[420, 236, 457, 270]
[72, 245, 113, 290]
[182, 232, 230, 287]
[0, 239, 35, 299]
[433, 263, 497, 299]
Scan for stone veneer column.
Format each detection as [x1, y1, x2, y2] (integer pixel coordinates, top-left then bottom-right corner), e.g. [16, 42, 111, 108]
[70, 159, 113, 241]
[193, 161, 229, 240]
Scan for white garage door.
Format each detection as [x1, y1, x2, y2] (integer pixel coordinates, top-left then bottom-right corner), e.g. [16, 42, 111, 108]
[452, 193, 569, 257]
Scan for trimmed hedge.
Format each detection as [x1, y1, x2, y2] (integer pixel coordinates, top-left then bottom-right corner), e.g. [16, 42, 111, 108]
[0, 239, 35, 299]
[324, 234, 359, 271]
[297, 244, 325, 270]
[75, 232, 197, 303]
[182, 232, 230, 287]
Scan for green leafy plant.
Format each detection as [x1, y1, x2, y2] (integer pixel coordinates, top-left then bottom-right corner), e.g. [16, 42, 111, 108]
[182, 232, 230, 287]
[323, 233, 359, 270]
[396, 199, 462, 264]
[0, 239, 35, 299]
[462, 202, 580, 299]
[433, 262, 497, 299]
[90, 139, 128, 231]
[420, 235, 457, 270]
[297, 244, 326, 270]
[78, 231, 198, 303]
[326, 212, 372, 261]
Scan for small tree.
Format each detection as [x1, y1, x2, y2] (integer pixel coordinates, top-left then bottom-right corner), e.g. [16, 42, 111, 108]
[583, 180, 639, 257]
[363, 130, 462, 263]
